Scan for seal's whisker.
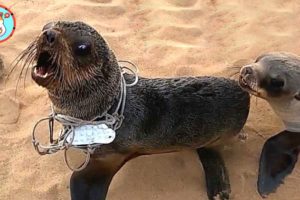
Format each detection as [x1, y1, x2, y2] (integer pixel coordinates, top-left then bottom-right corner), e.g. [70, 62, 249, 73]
[254, 80, 259, 94]
[255, 95, 258, 106]
[49, 51, 62, 87]
[55, 70, 62, 84]
[15, 70, 23, 97]
[255, 81, 259, 106]
[6, 47, 34, 84]
[8, 40, 38, 95]
[53, 66, 59, 78]
[23, 64, 31, 89]
[14, 47, 37, 96]
[15, 60, 31, 96]
[50, 51, 58, 67]
[6, 38, 38, 81]
[57, 50, 69, 83]
[226, 65, 242, 77]
[19, 48, 36, 76]
[23, 53, 37, 89]
[229, 71, 240, 79]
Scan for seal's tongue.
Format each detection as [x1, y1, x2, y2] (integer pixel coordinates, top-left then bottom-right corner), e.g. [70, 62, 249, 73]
[36, 66, 47, 76]
[35, 51, 53, 77]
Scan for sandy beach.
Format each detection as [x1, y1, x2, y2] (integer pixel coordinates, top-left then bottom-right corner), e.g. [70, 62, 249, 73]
[0, 0, 300, 199]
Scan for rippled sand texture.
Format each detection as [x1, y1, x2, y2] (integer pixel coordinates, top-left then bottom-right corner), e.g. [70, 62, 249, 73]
[1, 0, 300, 199]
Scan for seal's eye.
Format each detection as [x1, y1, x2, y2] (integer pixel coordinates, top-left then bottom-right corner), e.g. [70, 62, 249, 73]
[74, 42, 91, 56]
[270, 78, 284, 88]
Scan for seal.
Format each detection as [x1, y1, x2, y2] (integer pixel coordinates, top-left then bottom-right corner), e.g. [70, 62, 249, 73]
[239, 52, 300, 197]
[18, 21, 250, 200]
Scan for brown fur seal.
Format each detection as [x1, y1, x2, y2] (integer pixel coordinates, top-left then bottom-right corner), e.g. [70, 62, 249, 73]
[239, 52, 300, 197]
[18, 21, 250, 200]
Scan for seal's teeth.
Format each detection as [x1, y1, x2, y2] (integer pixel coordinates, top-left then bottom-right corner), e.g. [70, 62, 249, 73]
[42, 73, 48, 78]
[34, 66, 49, 78]
[242, 77, 247, 85]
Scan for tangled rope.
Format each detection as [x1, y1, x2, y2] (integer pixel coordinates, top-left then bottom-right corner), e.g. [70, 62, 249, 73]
[32, 61, 138, 171]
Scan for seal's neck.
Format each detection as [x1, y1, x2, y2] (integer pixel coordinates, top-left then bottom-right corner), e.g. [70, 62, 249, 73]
[48, 51, 121, 121]
[269, 99, 300, 132]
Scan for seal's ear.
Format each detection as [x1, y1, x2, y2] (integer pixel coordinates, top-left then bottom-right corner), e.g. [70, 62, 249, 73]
[258, 131, 300, 197]
[295, 91, 300, 101]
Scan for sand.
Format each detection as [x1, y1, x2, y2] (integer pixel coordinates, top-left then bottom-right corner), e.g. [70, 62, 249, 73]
[0, 0, 300, 199]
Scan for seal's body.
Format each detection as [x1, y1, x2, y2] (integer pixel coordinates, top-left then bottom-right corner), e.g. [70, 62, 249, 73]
[20, 21, 250, 200]
[239, 52, 300, 197]
[99, 75, 249, 154]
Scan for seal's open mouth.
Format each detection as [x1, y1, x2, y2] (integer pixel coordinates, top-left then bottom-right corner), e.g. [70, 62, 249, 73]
[32, 51, 57, 86]
[34, 52, 55, 78]
[238, 75, 259, 96]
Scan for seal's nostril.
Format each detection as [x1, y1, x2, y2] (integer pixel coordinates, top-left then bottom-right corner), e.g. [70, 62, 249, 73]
[242, 66, 253, 76]
[44, 30, 56, 45]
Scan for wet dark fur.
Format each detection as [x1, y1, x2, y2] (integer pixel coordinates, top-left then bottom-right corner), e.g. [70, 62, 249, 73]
[69, 75, 250, 200]
[109, 75, 249, 153]
[17, 21, 250, 200]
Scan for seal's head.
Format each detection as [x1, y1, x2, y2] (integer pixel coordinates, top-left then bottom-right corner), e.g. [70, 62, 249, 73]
[30, 21, 120, 90]
[239, 52, 300, 100]
[239, 52, 300, 132]
[19, 21, 121, 119]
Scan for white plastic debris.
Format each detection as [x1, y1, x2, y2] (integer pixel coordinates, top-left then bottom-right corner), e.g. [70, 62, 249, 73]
[66, 124, 116, 145]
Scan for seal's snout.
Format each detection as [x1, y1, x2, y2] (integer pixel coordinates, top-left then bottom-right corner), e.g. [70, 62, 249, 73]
[238, 65, 259, 96]
[239, 65, 255, 87]
[31, 27, 62, 87]
[240, 65, 253, 76]
[44, 30, 56, 45]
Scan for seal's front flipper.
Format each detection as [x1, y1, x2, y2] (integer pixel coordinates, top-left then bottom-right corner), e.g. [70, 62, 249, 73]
[258, 131, 300, 197]
[70, 159, 120, 200]
[197, 148, 230, 200]
[70, 169, 114, 200]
